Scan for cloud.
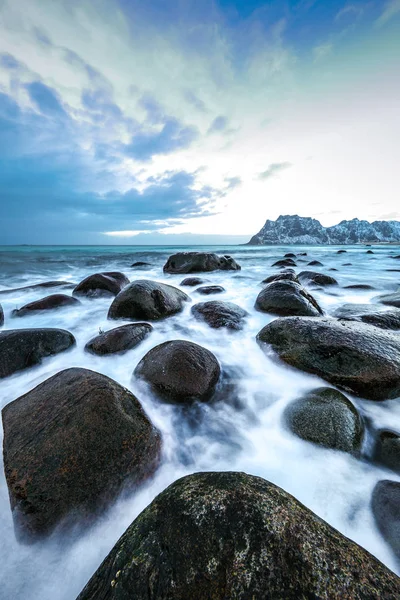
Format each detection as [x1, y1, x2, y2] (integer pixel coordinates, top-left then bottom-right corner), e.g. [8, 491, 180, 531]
[224, 176, 242, 190]
[376, 0, 400, 26]
[26, 81, 68, 117]
[258, 162, 292, 180]
[208, 115, 229, 134]
[124, 117, 199, 161]
[335, 5, 365, 22]
[313, 43, 333, 62]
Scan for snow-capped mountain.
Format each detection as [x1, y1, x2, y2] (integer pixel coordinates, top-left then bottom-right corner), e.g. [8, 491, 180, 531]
[247, 215, 400, 245]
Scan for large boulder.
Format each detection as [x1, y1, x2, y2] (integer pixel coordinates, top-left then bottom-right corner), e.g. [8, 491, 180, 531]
[73, 272, 129, 298]
[255, 280, 323, 317]
[283, 387, 364, 454]
[11, 294, 80, 317]
[373, 430, 400, 474]
[85, 323, 153, 356]
[2, 368, 161, 540]
[163, 252, 241, 274]
[377, 292, 400, 309]
[0, 328, 75, 379]
[0, 303, 3, 327]
[372, 480, 400, 560]
[191, 301, 247, 331]
[108, 280, 190, 321]
[298, 271, 338, 286]
[0, 281, 76, 295]
[333, 304, 400, 331]
[257, 317, 400, 400]
[134, 340, 220, 403]
[77, 472, 400, 600]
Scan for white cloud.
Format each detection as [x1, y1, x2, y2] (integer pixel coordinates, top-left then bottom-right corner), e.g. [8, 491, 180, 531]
[376, 0, 400, 26]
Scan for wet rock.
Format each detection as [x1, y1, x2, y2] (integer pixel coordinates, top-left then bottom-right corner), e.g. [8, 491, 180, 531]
[377, 292, 400, 309]
[392, 255, 400, 259]
[0, 281, 76, 295]
[73, 272, 129, 298]
[257, 316, 400, 400]
[337, 250, 347, 254]
[2, 368, 161, 541]
[196, 285, 225, 295]
[11, 294, 80, 317]
[85, 323, 153, 356]
[284, 387, 364, 454]
[372, 480, 400, 560]
[0, 328, 75, 379]
[308, 260, 323, 266]
[343, 284, 375, 290]
[77, 472, 400, 600]
[342, 263, 352, 266]
[191, 301, 247, 330]
[284, 252, 296, 258]
[163, 252, 241, 274]
[367, 250, 374, 254]
[180, 277, 206, 286]
[373, 430, 400, 474]
[272, 258, 296, 268]
[298, 252, 307, 256]
[262, 270, 298, 285]
[255, 280, 322, 317]
[298, 271, 338, 286]
[333, 304, 400, 330]
[0, 303, 3, 327]
[108, 280, 190, 321]
[134, 340, 220, 403]
[131, 262, 151, 268]
[329, 268, 338, 272]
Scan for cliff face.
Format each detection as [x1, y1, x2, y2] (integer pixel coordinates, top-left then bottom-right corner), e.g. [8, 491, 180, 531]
[248, 215, 400, 245]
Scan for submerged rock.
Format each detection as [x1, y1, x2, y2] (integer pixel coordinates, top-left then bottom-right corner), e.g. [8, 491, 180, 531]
[77, 472, 400, 600]
[333, 304, 400, 330]
[272, 258, 296, 268]
[131, 262, 151, 268]
[377, 292, 400, 309]
[180, 277, 206, 286]
[0, 328, 75, 379]
[343, 284, 375, 290]
[0, 303, 3, 327]
[337, 250, 347, 254]
[262, 270, 298, 285]
[372, 480, 400, 560]
[191, 301, 247, 330]
[11, 294, 80, 317]
[2, 368, 161, 540]
[0, 281, 76, 295]
[308, 260, 323, 266]
[284, 387, 364, 454]
[284, 252, 296, 258]
[73, 272, 129, 298]
[298, 271, 338, 286]
[163, 252, 241, 274]
[85, 323, 153, 356]
[134, 340, 220, 403]
[255, 280, 322, 317]
[108, 280, 189, 321]
[196, 285, 225, 295]
[373, 430, 400, 474]
[257, 317, 400, 400]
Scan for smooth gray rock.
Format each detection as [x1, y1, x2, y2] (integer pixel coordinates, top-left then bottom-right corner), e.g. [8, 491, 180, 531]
[373, 430, 400, 474]
[163, 252, 240, 274]
[255, 280, 323, 317]
[11, 294, 80, 317]
[85, 323, 153, 356]
[73, 272, 129, 298]
[192, 301, 248, 330]
[298, 271, 338, 286]
[372, 480, 400, 560]
[333, 304, 400, 330]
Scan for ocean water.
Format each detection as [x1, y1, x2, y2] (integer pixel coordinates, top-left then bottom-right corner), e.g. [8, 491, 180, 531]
[0, 243, 400, 599]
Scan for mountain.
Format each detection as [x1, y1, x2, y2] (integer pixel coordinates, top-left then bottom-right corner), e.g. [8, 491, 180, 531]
[247, 215, 400, 245]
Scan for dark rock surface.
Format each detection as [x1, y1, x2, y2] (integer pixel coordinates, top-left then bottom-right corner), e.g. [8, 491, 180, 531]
[308, 260, 323, 266]
[163, 252, 241, 274]
[367, 250, 374, 254]
[333, 304, 400, 330]
[195, 285, 225, 295]
[372, 480, 400, 560]
[337, 250, 347, 254]
[0, 281, 76, 295]
[262, 269, 298, 285]
[272, 258, 296, 268]
[0, 303, 3, 327]
[11, 294, 80, 317]
[2, 368, 161, 540]
[85, 324, 153, 356]
[191, 301, 247, 330]
[298, 271, 338, 286]
[77, 471, 400, 600]
[284, 252, 296, 258]
[255, 280, 323, 317]
[377, 292, 400, 309]
[257, 316, 400, 400]
[373, 430, 400, 474]
[344, 284, 375, 290]
[134, 340, 220, 403]
[180, 277, 206, 286]
[284, 387, 364, 454]
[131, 262, 151, 268]
[108, 280, 190, 321]
[0, 328, 75, 379]
[73, 272, 129, 298]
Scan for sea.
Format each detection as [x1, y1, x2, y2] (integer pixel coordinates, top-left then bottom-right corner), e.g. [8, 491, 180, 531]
[0, 243, 399, 599]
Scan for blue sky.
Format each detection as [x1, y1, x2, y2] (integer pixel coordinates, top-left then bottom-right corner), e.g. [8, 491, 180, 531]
[0, 0, 399, 244]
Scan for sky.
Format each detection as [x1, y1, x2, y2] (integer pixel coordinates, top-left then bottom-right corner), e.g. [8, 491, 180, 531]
[0, 0, 399, 245]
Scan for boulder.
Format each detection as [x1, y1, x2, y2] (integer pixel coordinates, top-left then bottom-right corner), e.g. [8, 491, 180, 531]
[131, 262, 151, 268]
[284, 387, 364, 454]
[191, 301, 247, 331]
[284, 252, 296, 258]
[76, 472, 400, 600]
[298, 252, 307, 256]
[272, 258, 296, 268]
[0, 328, 75, 379]
[329, 268, 338, 272]
[262, 270, 298, 285]
[0, 281, 76, 295]
[257, 317, 400, 400]
[108, 280, 189, 321]
[392, 255, 400, 259]
[134, 340, 220, 403]
[196, 285, 225, 295]
[2, 368, 161, 540]
[373, 430, 400, 474]
[298, 271, 338, 286]
[308, 260, 323, 266]
[343, 284, 375, 290]
[255, 280, 322, 317]
[343, 263, 352, 266]
[163, 252, 241, 274]
[377, 292, 400, 309]
[180, 277, 206, 286]
[85, 323, 153, 356]
[11, 294, 80, 317]
[0, 303, 3, 327]
[372, 480, 400, 560]
[333, 304, 400, 330]
[337, 250, 347, 254]
[367, 250, 374, 254]
[73, 272, 129, 298]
